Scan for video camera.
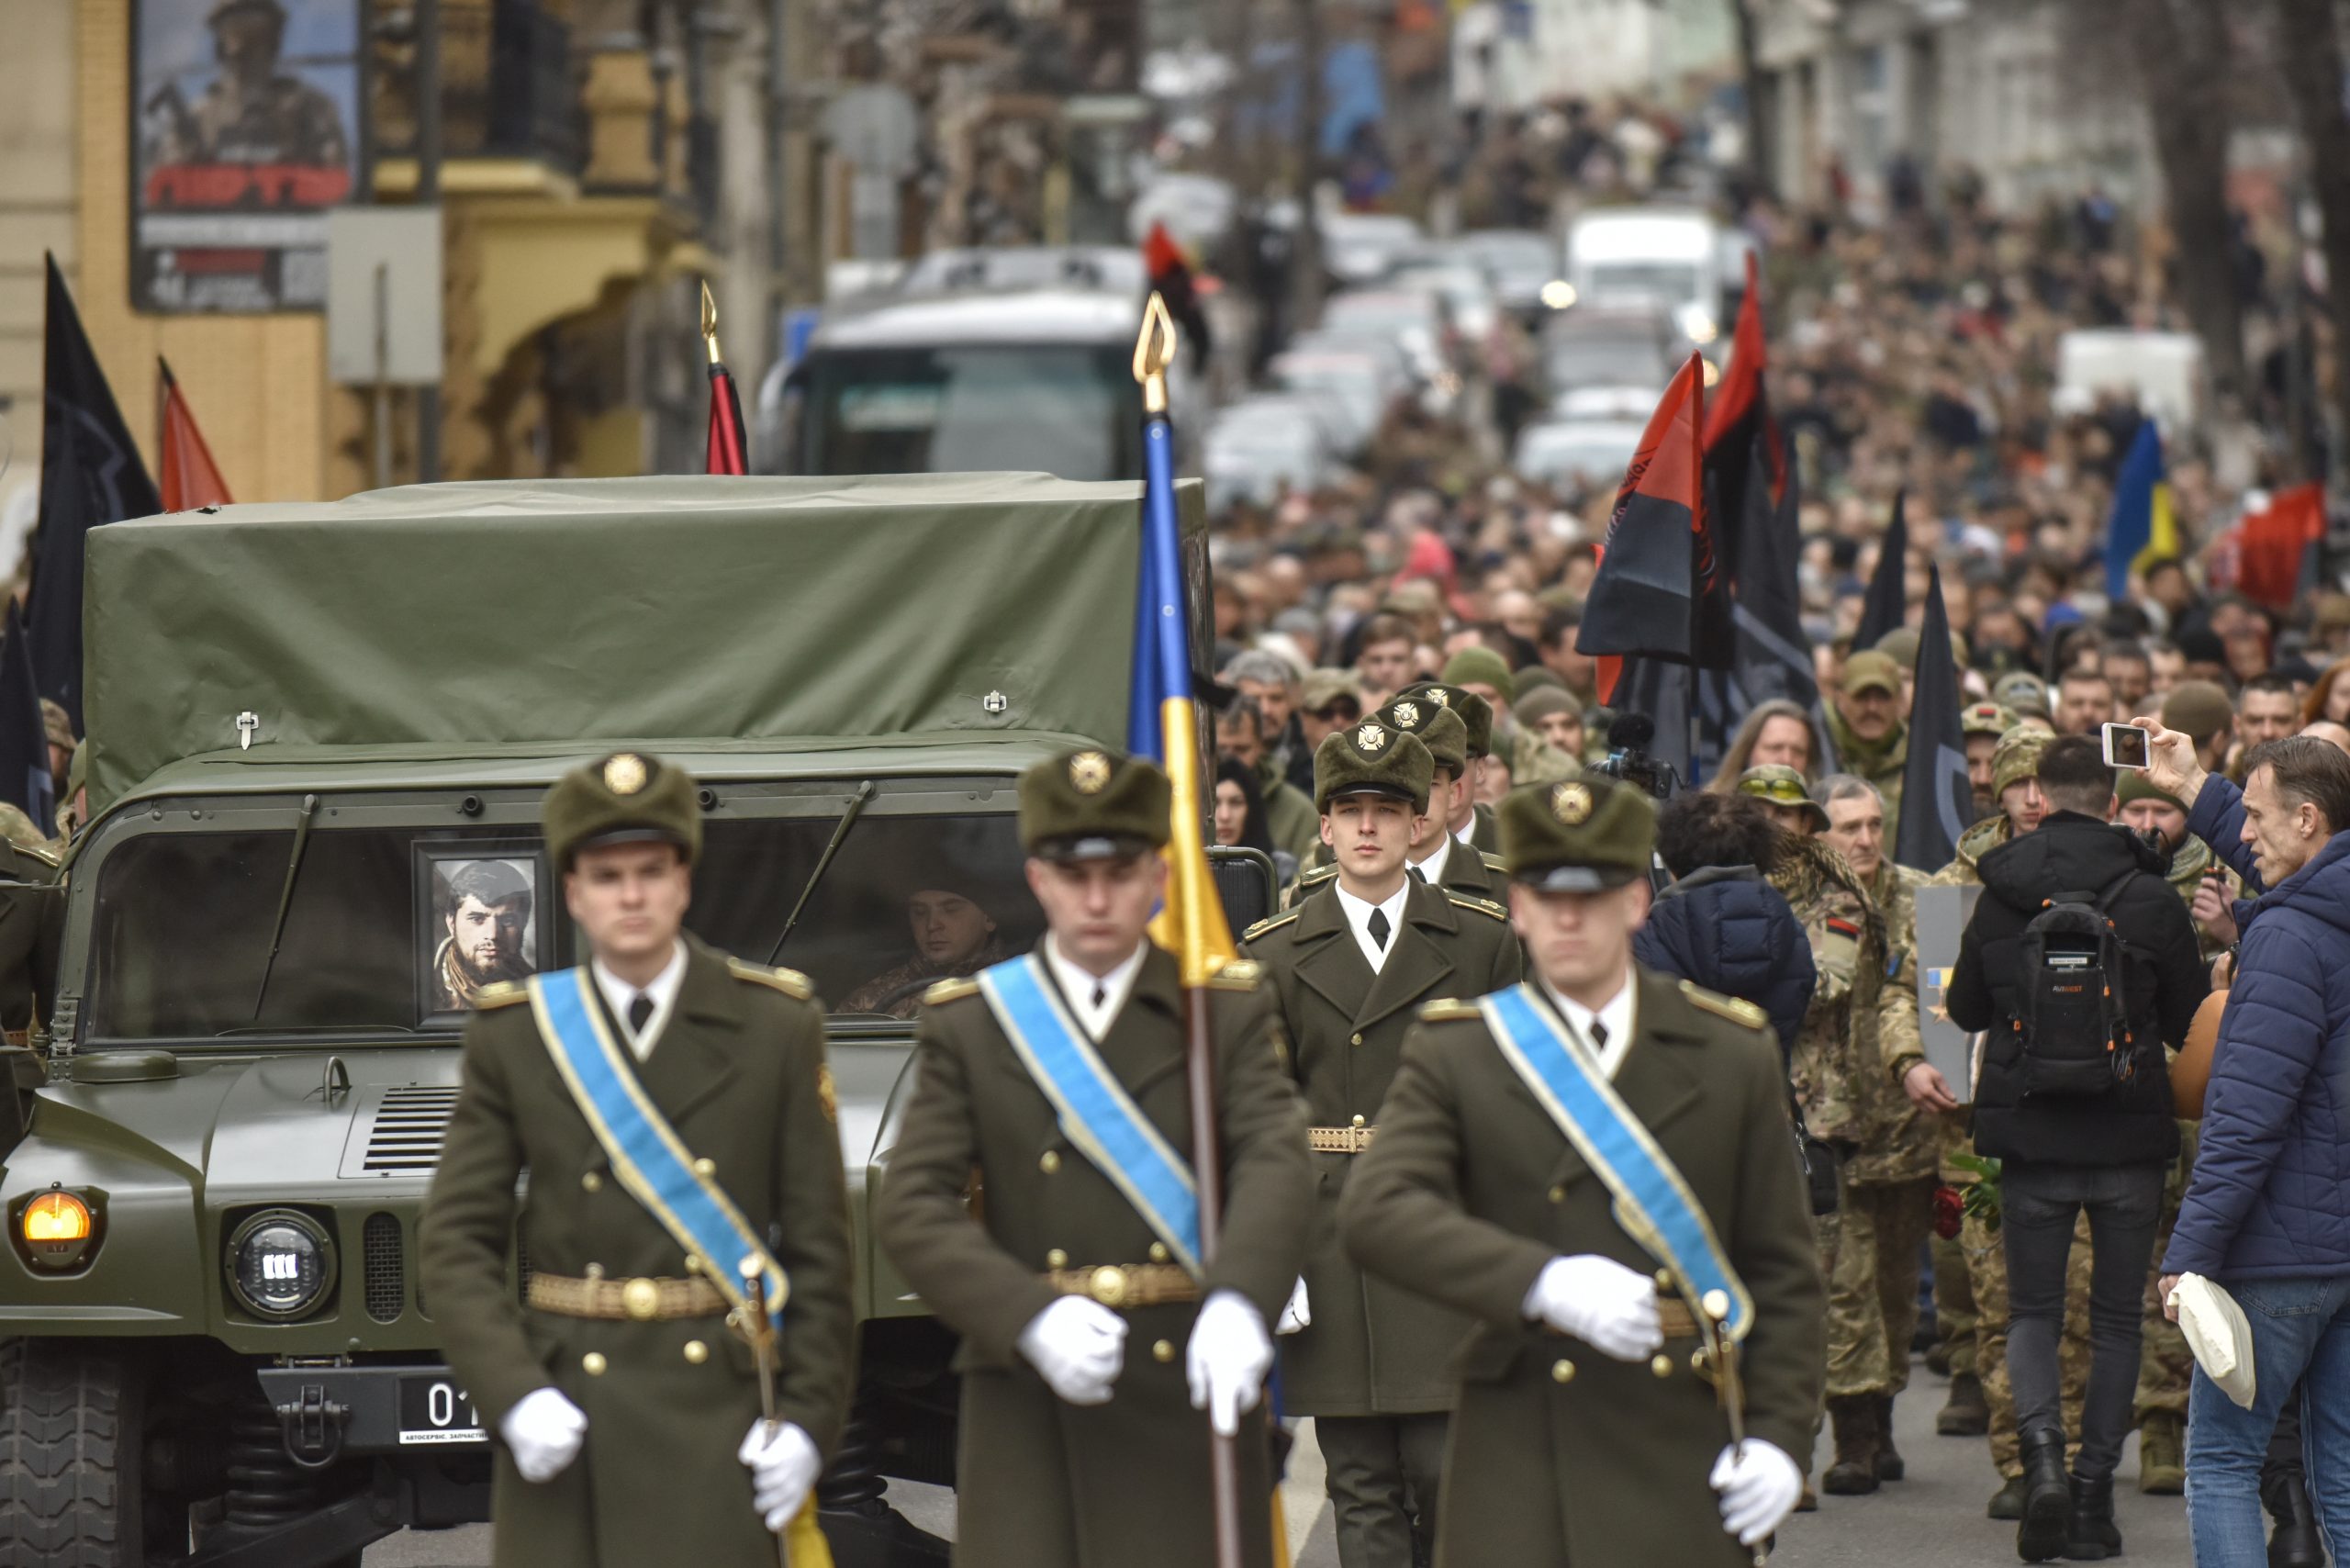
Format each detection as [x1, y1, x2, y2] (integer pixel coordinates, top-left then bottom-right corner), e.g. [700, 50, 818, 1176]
[1590, 713, 1682, 801]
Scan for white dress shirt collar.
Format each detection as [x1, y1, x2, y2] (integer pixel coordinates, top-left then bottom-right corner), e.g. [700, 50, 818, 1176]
[1044, 935, 1149, 1043]
[1412, 831, 1453, 887]
[1334, 879, 1411, 974]
[1537, 969, 1637, 1081]
[591, 940, 688, 1061]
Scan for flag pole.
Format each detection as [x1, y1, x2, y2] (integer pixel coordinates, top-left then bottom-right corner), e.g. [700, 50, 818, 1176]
[1135, 293, 1246, 1568]
[1688, 354, 1707, 778]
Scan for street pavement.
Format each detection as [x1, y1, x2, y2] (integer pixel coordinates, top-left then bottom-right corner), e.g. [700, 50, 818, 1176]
[364, 1358, 2196, 1566]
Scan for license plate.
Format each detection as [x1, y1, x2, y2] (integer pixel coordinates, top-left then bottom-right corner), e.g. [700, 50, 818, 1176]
[397, 1376, 487, 1445]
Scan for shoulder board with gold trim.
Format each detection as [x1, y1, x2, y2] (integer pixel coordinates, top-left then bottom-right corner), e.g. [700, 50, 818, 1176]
[1294, 862, 1340, 888]
[1208, 958, 1262, 991]
[1446, 892, 1510, 922]
[1242, 910, 1301, 943]
[922, 976, 982, 1006]
[475, 981, 530, 1010]
[1678, 980, 1768, 1032]
[1417, 998, 1484, 1023]
[1478, 850, 1507, 871]
[12, 842, 61, 870]
[725, 957, 813, 1001]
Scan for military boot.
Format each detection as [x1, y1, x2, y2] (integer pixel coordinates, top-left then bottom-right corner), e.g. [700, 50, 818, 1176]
[2016, 1432, 2071, 1563]
[2064, 1473, 2121, 1561]
[1874, 1394, 1905, 1481]
[1988, 1473, 2029, 1520]
[2265, 1469, 2325, 1568]
[1939, 1371, 1990, 1436]
[2136, 1410, 2185, 1495]
[1823, 1395, 1882, 1495]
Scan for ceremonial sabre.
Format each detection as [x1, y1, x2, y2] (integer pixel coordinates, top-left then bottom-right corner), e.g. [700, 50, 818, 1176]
[737, 1259, 792, 1568]
[1701, 1288, 1766, 1567]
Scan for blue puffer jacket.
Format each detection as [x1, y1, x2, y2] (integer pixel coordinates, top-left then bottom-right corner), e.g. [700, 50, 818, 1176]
[1633, 867, 1816, 1058]
[2164, 824, 2350, 1282]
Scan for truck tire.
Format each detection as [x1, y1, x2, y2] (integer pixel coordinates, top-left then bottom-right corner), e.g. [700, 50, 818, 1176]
[0, 1340, 145, 1567]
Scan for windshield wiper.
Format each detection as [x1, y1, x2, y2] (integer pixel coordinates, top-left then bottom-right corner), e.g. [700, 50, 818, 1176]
[250, 793, 320, 1022]
[210, 1024, 422, 1039]
[767, 780, 877, 963]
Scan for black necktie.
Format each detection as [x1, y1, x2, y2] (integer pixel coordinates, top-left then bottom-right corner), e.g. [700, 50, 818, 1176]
[1091, 984, 1107, 1011]
[1368, 909, 1392, 950]
[628, 993, 655, 1033]
[1408, 865, 1427, 883]
[1589, 1019, 1609, 1051]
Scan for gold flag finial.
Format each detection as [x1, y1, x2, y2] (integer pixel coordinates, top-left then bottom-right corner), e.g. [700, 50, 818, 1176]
[1132, 292, 1177, 415]
[699, 281, 722, 365]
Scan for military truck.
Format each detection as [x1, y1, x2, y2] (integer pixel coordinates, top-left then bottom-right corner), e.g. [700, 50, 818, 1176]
[0, 474, 1267, 1567]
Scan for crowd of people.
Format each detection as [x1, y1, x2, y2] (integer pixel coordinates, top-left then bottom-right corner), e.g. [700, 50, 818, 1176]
[1199, 163, 2350, 1567]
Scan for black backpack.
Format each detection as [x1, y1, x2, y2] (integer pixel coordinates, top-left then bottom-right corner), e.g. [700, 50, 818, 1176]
[2010, 869, 2147, 1097]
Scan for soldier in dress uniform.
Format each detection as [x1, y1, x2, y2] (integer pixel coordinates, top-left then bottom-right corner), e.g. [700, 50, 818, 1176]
[1339, 775, 1825, 1568]
[1240, 718, 1520, 1568]
[1397, 682, 1503, 853]
[1291, 703, 1509, 904]
[877, 747, 1313, 1568]
[420, 752, 855, 1568]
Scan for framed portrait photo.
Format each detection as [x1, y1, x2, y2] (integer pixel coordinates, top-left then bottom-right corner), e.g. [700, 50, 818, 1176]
[416, 844, 548, 1025]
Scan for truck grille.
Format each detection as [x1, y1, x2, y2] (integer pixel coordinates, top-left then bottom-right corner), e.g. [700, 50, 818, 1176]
[363, 1213, 404, 1323]
[352, 1085, 461, 1175]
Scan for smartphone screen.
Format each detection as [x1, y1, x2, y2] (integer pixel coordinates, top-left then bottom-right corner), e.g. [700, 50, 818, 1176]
[2102, 722, 2151, 770]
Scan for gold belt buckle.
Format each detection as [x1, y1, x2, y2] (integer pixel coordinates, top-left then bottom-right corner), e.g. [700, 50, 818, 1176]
[621, 1276, 663, 1321]
[1089, 1266, 1129, 1307]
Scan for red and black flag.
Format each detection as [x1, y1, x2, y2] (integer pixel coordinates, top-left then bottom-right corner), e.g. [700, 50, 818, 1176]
[1700, 248, 1781, 564]
[29, 254, 160, 735]
[157, 357, 232, 512]
[1143, 222, 1213, 371]
[700, 282, 748, 476]
[1575, 353, 1731, 704]
[1853, 489, 1910, 653]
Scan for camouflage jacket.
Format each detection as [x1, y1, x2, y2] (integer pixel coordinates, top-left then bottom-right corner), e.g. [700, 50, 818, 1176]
[1824, 709, 1908, 841]
[1850, 859, 1937, 1184]
[2161, 832, 2241, 965]
[1771, 834, 1883, 1148]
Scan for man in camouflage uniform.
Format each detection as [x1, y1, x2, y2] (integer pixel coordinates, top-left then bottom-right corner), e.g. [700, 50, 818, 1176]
[1888, 727, 2090, 1519]
[1811, 776, 1940, 1495]
[1823, 651, 1908, 845]
[151, 0, 351, 169]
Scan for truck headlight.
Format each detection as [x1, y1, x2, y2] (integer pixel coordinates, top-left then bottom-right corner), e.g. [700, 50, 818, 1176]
[227, 1209, 336, 1320]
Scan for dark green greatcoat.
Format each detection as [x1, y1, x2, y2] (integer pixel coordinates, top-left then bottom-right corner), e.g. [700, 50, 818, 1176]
[1338, 969, 1827, 1568]
[419, 937, 855, 1568]
[875, 944, 1313, 1568]
[1468, 802, 1501, 854]
[1242, 879, 1519, 1415]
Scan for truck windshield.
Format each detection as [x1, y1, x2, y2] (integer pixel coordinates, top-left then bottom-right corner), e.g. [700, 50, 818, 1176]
[84, 811, 1041, 1042]
[799, 344, 1140, 480]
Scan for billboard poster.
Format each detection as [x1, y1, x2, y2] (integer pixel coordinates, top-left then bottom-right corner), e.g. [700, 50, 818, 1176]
[132, 0, 363, 313]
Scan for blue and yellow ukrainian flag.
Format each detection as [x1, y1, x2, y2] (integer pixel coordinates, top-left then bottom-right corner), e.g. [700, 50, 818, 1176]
[1129, 295, 1237, 986]
[2104, 420, 2177, 598]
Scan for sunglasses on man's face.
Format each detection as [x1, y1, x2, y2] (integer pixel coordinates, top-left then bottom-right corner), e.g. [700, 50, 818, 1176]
[1308, 702, 1361, 723]
[1738, 777, 1812, 807]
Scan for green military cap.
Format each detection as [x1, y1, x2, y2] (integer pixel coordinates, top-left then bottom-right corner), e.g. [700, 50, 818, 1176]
[1737, 764, 1829, 829]
[1017, 747, 1170, 861]
[544, 751, 703, 869]
[2117, 770, 2187, 812]
[1991, 724, 2052, 798]
[1874, 626, 1921, 667]
[1376, 696, 1469, 776]
[1398, 682, 1495, 758]
[2161, 679, 2234, 743]
[1500, 775, 1656, 892]
[1961, 701, 2018, 737]
[1440, 647, 1516, 704]
[1515, 686, 1581, 728]
[1315, 718, 1434, 814]
[1841, 650, 1901, 698]
[1992, 670, 2051, 719]
[1299, 669, 1364, 717]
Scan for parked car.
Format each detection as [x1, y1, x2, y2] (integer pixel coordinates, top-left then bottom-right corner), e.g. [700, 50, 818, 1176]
[1205, 398, 1335, 510]
[1269, 349, 1406, 452]
[1456, 229, 1565, 320]
[1514, 417, 1648, 493]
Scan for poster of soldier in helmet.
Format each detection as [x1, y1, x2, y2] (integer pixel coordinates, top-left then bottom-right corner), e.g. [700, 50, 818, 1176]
[418, 848, 544, 1020]
[132, 0, 359, 312]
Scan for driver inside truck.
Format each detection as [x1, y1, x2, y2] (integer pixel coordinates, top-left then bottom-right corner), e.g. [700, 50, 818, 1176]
[839, 882, 1011, 1018]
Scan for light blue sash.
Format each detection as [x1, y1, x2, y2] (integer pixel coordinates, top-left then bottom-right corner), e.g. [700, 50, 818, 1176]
[979, 955, 1203, 1275]
[1482, 983, 1754, 1339]
[528, 969, 787, 1327]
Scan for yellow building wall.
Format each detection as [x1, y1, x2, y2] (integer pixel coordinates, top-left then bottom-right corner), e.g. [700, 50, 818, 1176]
[73, 0, 330, 504]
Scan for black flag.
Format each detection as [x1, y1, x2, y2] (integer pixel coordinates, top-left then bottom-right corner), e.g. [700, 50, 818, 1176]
[1895, 558, 1973, 872]
[29, 255, 159, 735]
[1853, 490, 1908, 654]
[0, 605, 56, 838]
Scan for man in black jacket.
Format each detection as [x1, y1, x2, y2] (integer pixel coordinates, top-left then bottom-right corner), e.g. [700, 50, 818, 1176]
[1947, 735, 2209, 1562]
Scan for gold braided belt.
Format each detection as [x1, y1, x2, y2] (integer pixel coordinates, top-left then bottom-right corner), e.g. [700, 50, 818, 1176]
[527, 1271, 729, 1322]
[1308, 1125, 1377, 1154]
[1042, 1263, 1201, 1309]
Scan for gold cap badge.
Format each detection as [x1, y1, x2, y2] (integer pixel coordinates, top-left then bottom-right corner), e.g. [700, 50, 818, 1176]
[1425, 688, 1450, 707]
[603, 753, 648, 796]
[1392, 700, 1420, 729]
[1355, 722, 1388, 753]
[1069, 751, 1112, 795]
[1551, 782, 1593, 825]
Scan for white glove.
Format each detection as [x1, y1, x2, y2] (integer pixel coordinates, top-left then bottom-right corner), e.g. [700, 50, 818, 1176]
[1017, 1295, 1127, 1405]
[498, 1386, 588, 1484]
[737, 1420, 822, 1532]
[1520, 1255, 1663, 1361]
[1187, 1289, 1274, 1437]
[1275, 1278, 1312, 1336]
[1711, 1439, 1804, 1547]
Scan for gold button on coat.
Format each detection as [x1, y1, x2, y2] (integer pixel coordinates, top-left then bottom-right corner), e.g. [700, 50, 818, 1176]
[580, 1170, 604, 1193]
[1547, 1185, 1566, 1204]
[683, 1340, 710, 1364]
[1349, 1033, 1362, 1046]
[1550, 1359, 1575, 1383]
[1039, 1151, 1061, 1174]
[583, 1352, 608, 1376]
[1651, 1354, 1674, 1379]
[1147, 1243, 1169, 1263]
[1154, 1340, 1176, 1363]
[584, 1263, 605, 1281]
[691, 1158, 716, 1177]
[1046, 1249, 1069, 1269]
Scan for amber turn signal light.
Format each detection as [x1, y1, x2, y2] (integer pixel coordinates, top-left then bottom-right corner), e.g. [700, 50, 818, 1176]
[18, 1188, 96, 1271]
